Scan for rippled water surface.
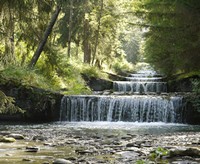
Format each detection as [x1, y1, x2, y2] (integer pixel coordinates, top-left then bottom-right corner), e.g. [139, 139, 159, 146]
[1, 121, 200, 135]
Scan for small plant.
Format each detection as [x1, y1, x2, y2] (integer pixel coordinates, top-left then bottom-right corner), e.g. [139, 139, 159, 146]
[149, 147, 169, 162]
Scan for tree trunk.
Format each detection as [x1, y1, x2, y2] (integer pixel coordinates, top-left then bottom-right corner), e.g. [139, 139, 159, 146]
[83, 19, 91, 63]
[92, 0, 103, 65]
[67, 0, 73, 58]
[29, 6, 61, 69]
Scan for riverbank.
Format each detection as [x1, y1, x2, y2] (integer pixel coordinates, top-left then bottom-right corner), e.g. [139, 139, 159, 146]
[0, 122, 200, 164]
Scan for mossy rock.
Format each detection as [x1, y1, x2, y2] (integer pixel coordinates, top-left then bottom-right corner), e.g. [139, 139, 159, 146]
[0, 136, 16, 143]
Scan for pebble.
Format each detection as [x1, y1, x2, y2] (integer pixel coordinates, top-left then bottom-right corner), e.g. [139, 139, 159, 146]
[25, 146, 40, 152]
[53, 159, 73, 164]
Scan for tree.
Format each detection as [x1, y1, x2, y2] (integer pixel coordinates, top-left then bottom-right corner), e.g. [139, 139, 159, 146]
[29, 5, 61, 69]
[92, 0, 103, 65]
[131, 0, 200, 75]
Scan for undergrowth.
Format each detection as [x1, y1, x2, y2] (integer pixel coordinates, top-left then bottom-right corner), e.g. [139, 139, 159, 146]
[0, 65, 91, 95]
[190, 78, 200, 112]
[0, 90, 24, 114]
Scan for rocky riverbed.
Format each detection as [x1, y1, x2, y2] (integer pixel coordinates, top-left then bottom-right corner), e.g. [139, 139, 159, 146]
[0, 123, 200, 164]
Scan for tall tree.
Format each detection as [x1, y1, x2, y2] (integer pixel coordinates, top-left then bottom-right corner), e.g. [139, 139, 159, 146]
[131, 0, 200, 75]
[92, 0, 103, 65]
[67, 0, 73, 58]
[29, 5, 61, 68]
[0, 0, 17, 65]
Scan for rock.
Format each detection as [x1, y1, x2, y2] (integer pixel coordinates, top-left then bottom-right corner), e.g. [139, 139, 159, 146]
[22, 158, 33, 162]
[53, 158, 73, 164]
[43, 162, 50, 164]
[44, 142, 56, 147]
[25, 146, 40, 152]
[65, 156, 77, 161]
[170, 147, 200, 157]
[121, 136, 132, 140]
[0, 137, 16, 143]
[126, 141, 145, 148]
[7, 133, 25, 140]
[116, 151, 140, 159]
[33, 135, 47, 141]
[75, 149, 94, 155]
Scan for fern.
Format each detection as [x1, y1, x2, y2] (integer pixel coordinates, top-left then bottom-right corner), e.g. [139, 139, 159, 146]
[0, 90, 25, 114]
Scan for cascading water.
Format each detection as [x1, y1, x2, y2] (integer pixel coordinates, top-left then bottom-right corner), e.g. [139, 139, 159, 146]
[60, 95, 184, 123]
[60, 69, 185, 123]
[113, 81, 167, 93]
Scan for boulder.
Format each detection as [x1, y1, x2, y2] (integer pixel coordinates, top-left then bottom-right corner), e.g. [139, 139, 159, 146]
[170, 147, 200, 157]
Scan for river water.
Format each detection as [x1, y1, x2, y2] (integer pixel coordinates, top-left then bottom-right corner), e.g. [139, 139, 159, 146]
[1, 121, 200, 135]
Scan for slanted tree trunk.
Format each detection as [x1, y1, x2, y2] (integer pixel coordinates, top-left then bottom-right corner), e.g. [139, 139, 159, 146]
[92, 0, 103, 65]
[29, 6, 61, 69]
[67, 0, 73, 58]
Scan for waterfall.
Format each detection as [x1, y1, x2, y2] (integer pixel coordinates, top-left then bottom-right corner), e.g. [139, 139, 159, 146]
[113, 81, 167, 93]
[60, 95, 184, 123]
[60, 69, 185, 123]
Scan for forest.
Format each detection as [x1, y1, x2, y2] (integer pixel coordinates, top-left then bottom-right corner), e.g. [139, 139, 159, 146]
[0, 0, 200, 94]
[1, 1, 200, 163]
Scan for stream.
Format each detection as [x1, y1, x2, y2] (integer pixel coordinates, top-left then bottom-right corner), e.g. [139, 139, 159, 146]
[0, 122, 200, 163]
[0, 69, 200, 163]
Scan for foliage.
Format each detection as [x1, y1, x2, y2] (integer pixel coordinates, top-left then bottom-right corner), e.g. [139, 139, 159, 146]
[82, 66, 102, 78]
[0, 0, 139, 98]
[191, 79, 200, 94]
[0, 90, 24, 114]
[131, 0, 200, 76]
[135, 147, 169, 164]
[0, 66, 57, 90]
[112, 58, 134, 74]
[149, 147, 169, 162]
[190, 78, 200, 112]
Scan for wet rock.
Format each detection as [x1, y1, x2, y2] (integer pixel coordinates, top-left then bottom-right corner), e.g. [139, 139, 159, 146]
[44, 142, 56, 147]
[170, 147, 200, 157]
[75, 149, 95, 155]
[116, 151, 140, 159]
[43, 162, 50, 164]
[33, 135, 47, 141]
[77, 158, 88, 163]
[126, 141, 145, 148]
[22, 158, 34, 162]
[25, 146, 40, 152]
[0, 132, 11, 136]
[125, 147, 141, 152]
[0, 136, 16, 143]
[65, 156, 77, 161]
[7, 133, 25, 140]
[121, 136, 132, 140]
[53, 158, 72, 164]
[171, 159, 199, 164]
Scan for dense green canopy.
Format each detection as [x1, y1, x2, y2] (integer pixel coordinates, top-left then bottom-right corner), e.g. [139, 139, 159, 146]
[0, 0, 199, 80]
[131, 0, 200, 75]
